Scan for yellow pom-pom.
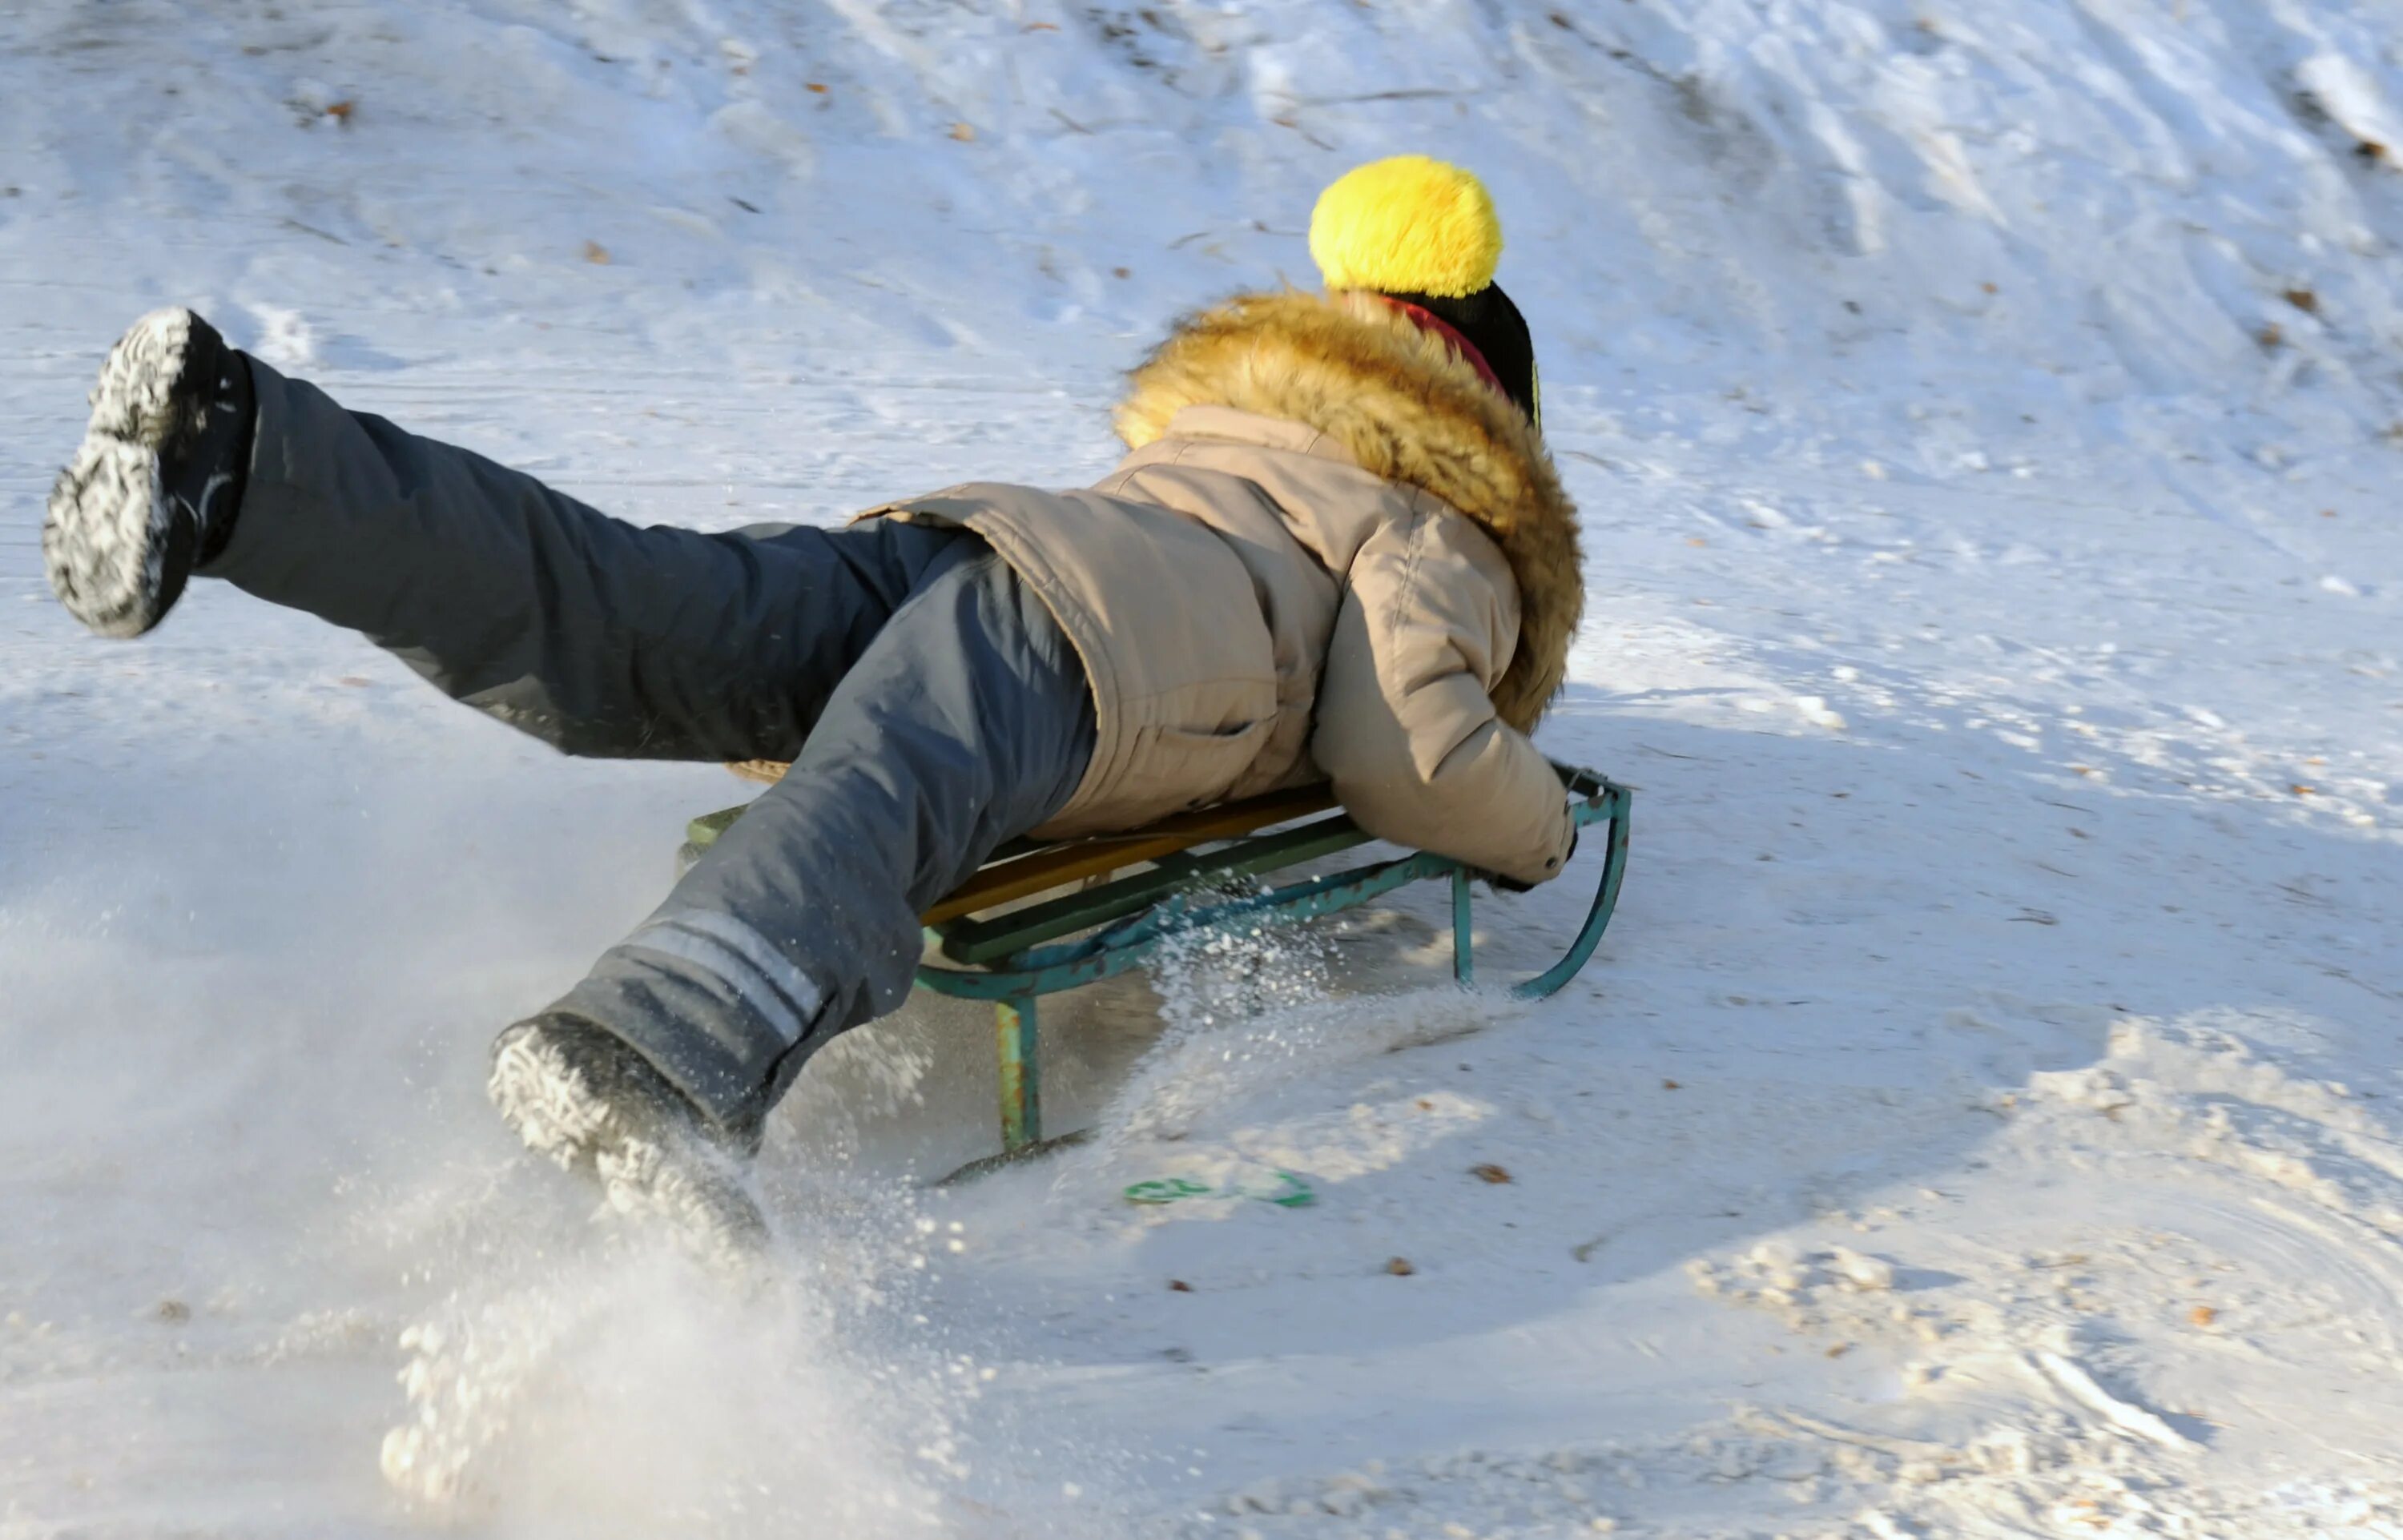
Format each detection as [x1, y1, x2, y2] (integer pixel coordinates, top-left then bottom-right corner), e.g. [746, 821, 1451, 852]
[1309, 155, 1502, 300]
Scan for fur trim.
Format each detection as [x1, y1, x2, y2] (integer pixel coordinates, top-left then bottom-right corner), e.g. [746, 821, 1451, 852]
[1113, 289, 1582, 732]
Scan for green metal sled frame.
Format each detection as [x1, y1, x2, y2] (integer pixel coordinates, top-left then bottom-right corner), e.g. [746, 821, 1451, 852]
[685, 762, 1631, 1156]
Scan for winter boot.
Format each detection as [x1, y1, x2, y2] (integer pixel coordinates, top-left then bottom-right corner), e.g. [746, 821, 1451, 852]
[45, 308, 254, 638]
[488, 1015, 771, 1262]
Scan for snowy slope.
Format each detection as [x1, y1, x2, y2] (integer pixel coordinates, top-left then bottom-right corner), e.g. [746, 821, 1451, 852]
[4, 1, 2403, 1536]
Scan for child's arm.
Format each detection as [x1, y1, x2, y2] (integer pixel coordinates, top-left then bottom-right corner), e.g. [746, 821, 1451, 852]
[1310, 507, 1575, 887]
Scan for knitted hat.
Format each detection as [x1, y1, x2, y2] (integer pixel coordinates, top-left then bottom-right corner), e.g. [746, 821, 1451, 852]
[1309, 155, 1540, 426]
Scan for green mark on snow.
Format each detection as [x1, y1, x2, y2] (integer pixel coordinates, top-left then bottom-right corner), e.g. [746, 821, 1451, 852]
[1123, 1171, 1316, 1208]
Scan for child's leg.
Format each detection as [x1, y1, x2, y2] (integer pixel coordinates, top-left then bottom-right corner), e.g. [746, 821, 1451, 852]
[536, 534, 1097, 1144]
[207, 356, 955, 762]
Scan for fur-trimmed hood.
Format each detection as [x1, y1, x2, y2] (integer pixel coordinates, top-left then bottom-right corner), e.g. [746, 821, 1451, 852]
[1111, 288, 1582, 731]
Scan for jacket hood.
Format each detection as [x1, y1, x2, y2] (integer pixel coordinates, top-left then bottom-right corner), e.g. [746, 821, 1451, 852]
[1113, 288, 1582, 733]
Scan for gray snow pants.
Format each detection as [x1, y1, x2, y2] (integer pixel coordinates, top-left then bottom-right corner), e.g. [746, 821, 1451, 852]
[206, 360, 1097, 1141]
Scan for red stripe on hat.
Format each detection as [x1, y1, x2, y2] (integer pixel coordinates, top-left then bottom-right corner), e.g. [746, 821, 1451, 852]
[1363, 293, 1507, 397]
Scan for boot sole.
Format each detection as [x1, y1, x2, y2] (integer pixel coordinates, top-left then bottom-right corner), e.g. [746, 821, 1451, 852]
[488, 1025, 771, 1262]
[42, 309, 210, 639]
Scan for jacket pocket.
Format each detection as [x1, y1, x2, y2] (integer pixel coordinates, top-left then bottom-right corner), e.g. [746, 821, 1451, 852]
[1136, 718, 1278, 814]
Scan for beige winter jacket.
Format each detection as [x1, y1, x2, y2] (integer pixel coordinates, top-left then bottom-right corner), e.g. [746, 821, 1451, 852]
[860, 289, 1584, 886]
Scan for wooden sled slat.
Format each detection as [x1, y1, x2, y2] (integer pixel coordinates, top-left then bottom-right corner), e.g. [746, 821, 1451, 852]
[920, 782, 1338, 924]
[712, 766, 1339, 927]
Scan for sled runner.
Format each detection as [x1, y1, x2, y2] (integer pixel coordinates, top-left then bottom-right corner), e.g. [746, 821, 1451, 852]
[682, 762, 1631, 1157]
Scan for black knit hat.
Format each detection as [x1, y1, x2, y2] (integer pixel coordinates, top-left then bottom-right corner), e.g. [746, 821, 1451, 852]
[1308, 155, 1542, 427]
[1380, 283, 1539, 427]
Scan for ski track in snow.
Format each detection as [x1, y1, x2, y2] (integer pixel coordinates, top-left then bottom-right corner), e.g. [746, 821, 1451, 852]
[4, 1, 2403, 1536]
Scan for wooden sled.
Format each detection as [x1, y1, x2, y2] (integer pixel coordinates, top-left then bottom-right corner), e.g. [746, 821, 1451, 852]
[682, 762, 1632, 1159]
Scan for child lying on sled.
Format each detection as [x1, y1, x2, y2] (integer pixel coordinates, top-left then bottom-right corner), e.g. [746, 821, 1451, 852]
[41, 156, 1580, 1250]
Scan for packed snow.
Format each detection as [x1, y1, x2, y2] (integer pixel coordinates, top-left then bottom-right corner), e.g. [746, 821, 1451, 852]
[4, 0, 2402, 1535]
